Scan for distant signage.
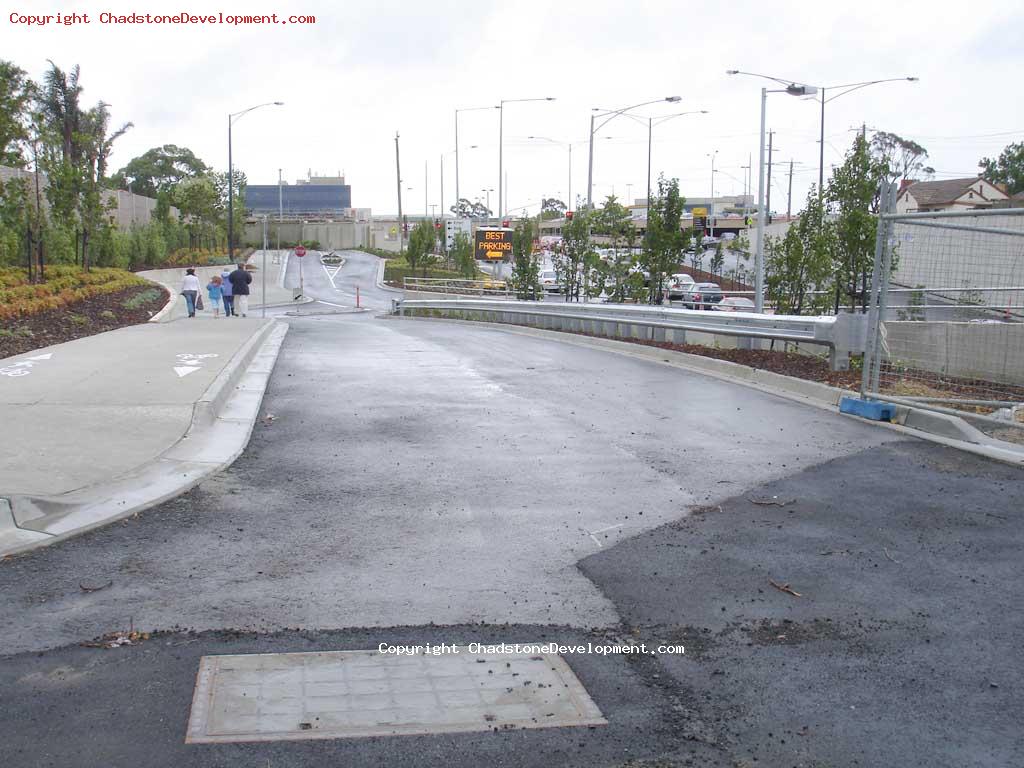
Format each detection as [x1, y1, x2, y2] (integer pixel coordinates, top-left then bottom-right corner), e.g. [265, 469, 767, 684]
[295, 245, 307, 257]
[445, 218, 473, 250]
[474, 228, 513, 260]
[692, 207, 708, 233]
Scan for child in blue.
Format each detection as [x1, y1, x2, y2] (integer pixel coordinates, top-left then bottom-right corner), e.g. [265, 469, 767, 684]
[206, 275, 224, 318]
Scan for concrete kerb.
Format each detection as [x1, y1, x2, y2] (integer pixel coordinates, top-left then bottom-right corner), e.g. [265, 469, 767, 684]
[0, 321, 290, 558]
[387, 314, 1024, 467]
[373, 255, 405, 295]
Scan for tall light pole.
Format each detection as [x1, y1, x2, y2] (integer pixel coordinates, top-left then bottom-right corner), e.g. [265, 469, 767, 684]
[482, 188, 494, 215]
[726, 72, 825, 311]
[227, 101, 283, 261]
[587, 96, 681, 210]
[276, 168, 282, 251]
[455, 105, 499, 215]
[814, 77, 918, 193]
[498, 97, 555, 218]
[708, 149, 719, 213]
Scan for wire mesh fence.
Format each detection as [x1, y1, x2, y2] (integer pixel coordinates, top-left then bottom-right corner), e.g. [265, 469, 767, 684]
[862, 185, 1024, 427]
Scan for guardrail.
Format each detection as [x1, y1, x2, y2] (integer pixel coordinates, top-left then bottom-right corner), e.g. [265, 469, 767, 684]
[392, 298, 868, 371]
[403, 277, 512, 297]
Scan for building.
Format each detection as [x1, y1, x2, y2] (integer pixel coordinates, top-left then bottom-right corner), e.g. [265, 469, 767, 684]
[896, 177, 1009, 213]
[245, 171, 352, 217]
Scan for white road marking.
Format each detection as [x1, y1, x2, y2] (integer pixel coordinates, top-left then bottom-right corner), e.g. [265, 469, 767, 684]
[174, 366, 201, 378]
[321, 262, 344, 289]
[586, 523, 624, 548]
[0, 353, 54, 377]
[173, 353, 218, 379]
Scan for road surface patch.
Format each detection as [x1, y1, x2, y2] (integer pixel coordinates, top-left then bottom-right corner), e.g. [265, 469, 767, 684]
[185, 647, 605, 743]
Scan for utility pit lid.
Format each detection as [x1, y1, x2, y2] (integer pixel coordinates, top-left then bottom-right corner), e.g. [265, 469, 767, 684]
[186, 646, 606, 743]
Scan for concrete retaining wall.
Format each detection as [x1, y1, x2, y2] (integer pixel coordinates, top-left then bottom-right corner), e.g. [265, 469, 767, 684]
[885, 321, 1024, 385]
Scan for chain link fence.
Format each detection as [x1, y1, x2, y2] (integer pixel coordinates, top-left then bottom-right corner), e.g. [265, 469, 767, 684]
[862, 184, 1024, 430]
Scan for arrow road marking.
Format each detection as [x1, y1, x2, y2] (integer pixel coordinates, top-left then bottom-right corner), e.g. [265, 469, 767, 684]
[173, 353, 217, 379]
[27, 353, 53, 361]
[174, 366, 201, 378]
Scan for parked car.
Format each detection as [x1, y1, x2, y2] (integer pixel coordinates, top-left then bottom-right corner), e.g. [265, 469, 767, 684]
[539, 270, 562, 293]
[666, 273, 696, 300]
[715, 296, 756, 312]
[684, 282, 723, 310]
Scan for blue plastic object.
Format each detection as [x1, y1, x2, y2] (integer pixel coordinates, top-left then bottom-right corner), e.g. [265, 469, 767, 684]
[839, 396, 897, 421]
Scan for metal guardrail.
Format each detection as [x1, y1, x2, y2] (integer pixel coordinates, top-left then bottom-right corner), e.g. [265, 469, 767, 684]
[393, 298, 867, 371]
[403, 277, 512, 297]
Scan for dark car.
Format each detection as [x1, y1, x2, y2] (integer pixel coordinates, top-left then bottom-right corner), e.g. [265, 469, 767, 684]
[684, 282, 723, 310]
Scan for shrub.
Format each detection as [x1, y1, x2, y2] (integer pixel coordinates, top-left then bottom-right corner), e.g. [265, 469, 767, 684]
[122, 287, 164, 310]
[0, 267, 150, 321]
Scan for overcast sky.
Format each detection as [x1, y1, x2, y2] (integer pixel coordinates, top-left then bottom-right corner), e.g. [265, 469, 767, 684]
[5, 0, 1023, 217]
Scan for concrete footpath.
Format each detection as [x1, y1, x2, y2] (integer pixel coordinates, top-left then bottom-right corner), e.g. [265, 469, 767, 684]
[140, 250, 300, 322]
[0, 315, 288, 556]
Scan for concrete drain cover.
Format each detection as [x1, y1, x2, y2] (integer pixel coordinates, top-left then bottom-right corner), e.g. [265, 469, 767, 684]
[185, 647, 606, 743]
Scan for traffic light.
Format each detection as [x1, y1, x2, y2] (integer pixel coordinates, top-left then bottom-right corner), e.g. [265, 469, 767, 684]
[502, 219, 510, 228]
[565, 211, 574, 221]
[434, 218, 441, 229]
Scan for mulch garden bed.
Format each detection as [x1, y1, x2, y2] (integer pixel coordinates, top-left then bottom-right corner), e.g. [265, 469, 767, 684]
[0, 284, 169, 360]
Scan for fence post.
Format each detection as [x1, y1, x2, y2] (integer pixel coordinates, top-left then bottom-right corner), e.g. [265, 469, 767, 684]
[861, 182, 894, 398]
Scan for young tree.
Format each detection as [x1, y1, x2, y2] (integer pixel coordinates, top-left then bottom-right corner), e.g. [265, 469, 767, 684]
[641, 175, 685, 304]
[553, 210, 593, 302]
[450, 231, 475, 278]
[979, 141, 1024, 196]
[594, 195, 634, 302]
[827, 135, 884, 312]
[406, 220, 437, 276]
[509, 219, 541, 300]
[709, 241, 724, 278]
[764, 185, 834, 315]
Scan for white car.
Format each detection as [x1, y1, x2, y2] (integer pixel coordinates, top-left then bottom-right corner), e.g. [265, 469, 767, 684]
[715, 296, 756, 312]
[666, 273, 696, 299]
[539, 270, 563, 293]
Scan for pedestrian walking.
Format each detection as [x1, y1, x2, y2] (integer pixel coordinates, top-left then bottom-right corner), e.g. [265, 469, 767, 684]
[220, 267, 235, 316]
[228, 263, 252, 317]
[181, 268, 200, 318]
[206, 275, 223, 318]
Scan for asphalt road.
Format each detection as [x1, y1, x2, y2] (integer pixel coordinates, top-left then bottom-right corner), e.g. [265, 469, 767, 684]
[1, 250, 1021, 767]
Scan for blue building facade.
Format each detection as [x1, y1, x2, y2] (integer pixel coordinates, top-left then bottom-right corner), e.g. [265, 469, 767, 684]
[245, 184, 352, 216]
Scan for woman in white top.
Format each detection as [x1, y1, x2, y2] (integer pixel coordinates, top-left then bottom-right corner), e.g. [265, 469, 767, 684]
[180, 268, 201, 318]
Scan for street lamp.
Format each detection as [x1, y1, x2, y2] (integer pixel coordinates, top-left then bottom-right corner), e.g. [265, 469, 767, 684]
[455, 105, 499, 214]
[227, 101, 283, 261]
[728, 69, 917, 312]
[725, 71, 818, 312]
[587, 96, 681, 210]
[498, 97, 555, 218]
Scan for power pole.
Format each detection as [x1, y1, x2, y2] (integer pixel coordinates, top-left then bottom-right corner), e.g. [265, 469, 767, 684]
[765, 130, 775, 225]
[395, 132, 404, 253]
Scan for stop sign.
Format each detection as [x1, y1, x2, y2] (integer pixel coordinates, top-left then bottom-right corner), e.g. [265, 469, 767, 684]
[295, 245, 307, 257]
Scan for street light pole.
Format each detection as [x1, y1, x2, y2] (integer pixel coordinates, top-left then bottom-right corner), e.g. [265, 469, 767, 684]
[277, 168, 282, 252]
[498, 97, 555, 218]
[226, 101, 283, 261]
[755, 87, 767, 314]
[586, 96, 682, 210]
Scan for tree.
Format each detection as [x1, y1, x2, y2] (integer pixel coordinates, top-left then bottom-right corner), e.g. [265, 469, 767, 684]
[709, 241, 724, 277]
[406, 220, 437, 276]
[110, 144, 209, 196]
[764, 185, 835, 315]
[827, 135, 884, 312]
[641, 175, 685, 304]
[553, 209, 593, 302]
[509, 219, 541, 299]
[450, 231, 475, 278]
[0, 60, 35, 166]
[450, 197, 491, 219]
[979, 141, 1024, 196]
[594, 195, 634, 302]
[540, 197, 567, 220]
[870, 131, 932, 185]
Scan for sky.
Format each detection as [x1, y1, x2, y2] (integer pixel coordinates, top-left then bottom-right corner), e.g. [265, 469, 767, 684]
[5, 0, 1023, 217]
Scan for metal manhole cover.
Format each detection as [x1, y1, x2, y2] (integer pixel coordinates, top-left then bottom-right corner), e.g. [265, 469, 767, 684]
[185, 647, 606, 743]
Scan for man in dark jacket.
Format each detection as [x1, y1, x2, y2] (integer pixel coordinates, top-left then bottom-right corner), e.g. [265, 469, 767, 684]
[228, 263, 253, 317]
